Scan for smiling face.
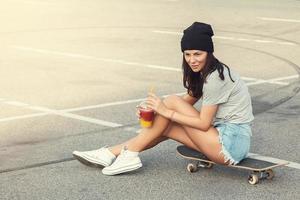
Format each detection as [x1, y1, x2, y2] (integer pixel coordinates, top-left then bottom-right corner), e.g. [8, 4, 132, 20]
[183, 50, 208, 72]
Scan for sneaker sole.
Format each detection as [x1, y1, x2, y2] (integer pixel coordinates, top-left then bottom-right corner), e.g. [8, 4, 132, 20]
[102, 163, 142, 175]
[72, 152, 108, 168]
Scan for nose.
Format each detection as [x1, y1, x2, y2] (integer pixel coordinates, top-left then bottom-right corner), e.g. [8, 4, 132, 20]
[189, 55, 196, 64]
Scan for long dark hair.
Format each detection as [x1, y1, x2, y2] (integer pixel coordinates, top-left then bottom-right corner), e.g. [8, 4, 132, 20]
[182, 53, 234, 99]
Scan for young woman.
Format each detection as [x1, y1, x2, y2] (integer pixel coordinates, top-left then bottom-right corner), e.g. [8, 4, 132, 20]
[73, 22, 254, 175]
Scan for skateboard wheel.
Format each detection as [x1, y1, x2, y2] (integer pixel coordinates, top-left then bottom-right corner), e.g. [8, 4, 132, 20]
[187, 163, 197, 173]
[248, 174, 259, 185]
[265, 169, 274, 180]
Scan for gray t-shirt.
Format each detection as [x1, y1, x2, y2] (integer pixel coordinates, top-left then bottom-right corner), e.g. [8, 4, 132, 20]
[202, 67, 254, 124]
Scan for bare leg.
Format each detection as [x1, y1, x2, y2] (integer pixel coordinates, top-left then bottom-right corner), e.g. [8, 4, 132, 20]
[109, 113, 170, 155]
[109, 136, 167, 155]
[109, 95, 226, 164]
[161, 95, 226, 164]
[163, 122, 226, 164]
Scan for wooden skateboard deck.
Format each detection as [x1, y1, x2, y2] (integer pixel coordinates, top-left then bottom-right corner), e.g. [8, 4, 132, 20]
[176, 145, 289, 185]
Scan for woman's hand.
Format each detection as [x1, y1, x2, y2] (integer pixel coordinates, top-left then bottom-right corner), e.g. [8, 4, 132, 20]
[146, 92, 171, 118]
[135, 106, 141, 119]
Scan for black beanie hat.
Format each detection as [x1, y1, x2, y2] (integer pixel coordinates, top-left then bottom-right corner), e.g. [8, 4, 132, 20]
[181, 22, 214, 52]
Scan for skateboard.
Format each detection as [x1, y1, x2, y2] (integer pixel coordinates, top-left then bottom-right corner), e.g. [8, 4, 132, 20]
[176, 145, 289, 185]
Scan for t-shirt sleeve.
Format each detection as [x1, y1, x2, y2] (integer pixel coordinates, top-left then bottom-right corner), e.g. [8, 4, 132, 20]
[202, 73, 231, 105]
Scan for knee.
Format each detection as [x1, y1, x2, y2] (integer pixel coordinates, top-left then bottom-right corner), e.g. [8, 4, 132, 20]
[163, 95, 182, 109]
[162, 122, 176, 137]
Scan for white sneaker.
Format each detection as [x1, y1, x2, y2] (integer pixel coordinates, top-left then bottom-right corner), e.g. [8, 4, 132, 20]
[73, 147, 116, 167]
[102, 147, 142, 175]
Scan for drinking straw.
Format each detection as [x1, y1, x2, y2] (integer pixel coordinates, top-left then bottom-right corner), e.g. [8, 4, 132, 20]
[149, 86, 155, 94]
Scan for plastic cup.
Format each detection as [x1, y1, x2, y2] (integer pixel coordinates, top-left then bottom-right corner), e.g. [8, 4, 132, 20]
[138, 104, 154, 128]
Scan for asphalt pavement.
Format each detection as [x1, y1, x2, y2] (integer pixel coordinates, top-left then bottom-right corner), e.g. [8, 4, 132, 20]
[0, 0, 299, 199]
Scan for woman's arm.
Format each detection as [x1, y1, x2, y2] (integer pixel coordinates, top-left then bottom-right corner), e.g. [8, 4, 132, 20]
[147, 92, 217, 131]
[170, 104, 218, 131]
[175, 93, 212, 130]
[181, 93, 199, 105]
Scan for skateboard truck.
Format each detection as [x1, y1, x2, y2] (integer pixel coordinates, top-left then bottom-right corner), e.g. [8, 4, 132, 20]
[247, 169, 275, 185]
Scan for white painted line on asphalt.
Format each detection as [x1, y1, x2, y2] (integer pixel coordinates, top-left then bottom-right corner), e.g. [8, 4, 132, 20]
[247, 80, 288, 86]
[248, 153, 300, 170]
[258, 17, 300, 23]
[153, 30, 180, 35]
[5, 101, 29, 107]
[215, 36, 292, 45]
[0, 92, 185, 123]
[62, 98, 147, 112]
[59, 112, 123, 127]
[286, 162, 300, 169]
[145, 64, 179, 71]
[246, 75, 299, 86]
[241, 77, 259, 81]
[0, 113, 50, 122]
[268, 74, 299, 81]
[0, 102, 122, 127]
[242, 76, 288, 85]
[11, 46, 180, 72]
[26, 105, 123, 127]
[0, 73, 298, 123]
[63, 92, 186, 112]
[152, 30, 297, 46]
[11, 46, 293, 86]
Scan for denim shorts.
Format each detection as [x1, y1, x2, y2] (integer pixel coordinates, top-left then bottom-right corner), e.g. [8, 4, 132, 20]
[214, 122, 252, 165]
